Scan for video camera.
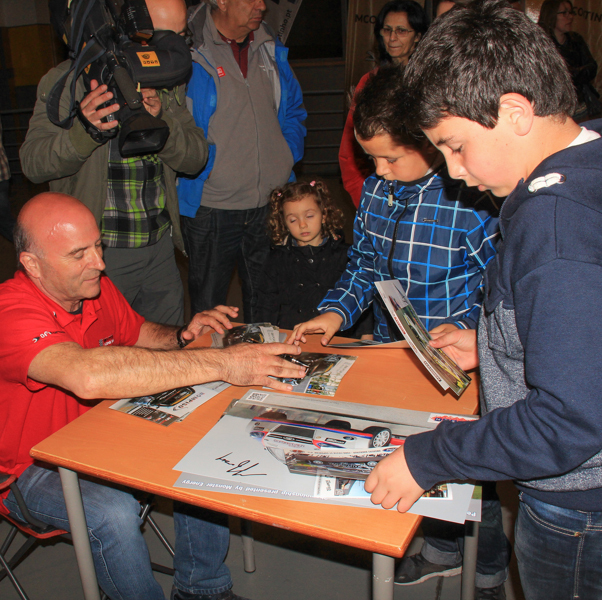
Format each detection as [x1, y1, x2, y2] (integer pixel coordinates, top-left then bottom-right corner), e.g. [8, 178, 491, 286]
[47, 0, 192, 157]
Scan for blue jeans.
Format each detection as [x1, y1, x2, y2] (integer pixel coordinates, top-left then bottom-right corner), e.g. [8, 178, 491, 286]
[3, 465, 232, 600]
[515, 491, 602, 600]
[182, 205, 270, 322]
[420, 482, 510, 588]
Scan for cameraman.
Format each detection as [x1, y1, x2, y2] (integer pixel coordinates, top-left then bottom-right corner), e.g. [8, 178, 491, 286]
[20, 0, 205, 327]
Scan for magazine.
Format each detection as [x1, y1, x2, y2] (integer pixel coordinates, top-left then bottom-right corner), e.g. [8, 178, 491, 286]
[110, 381, 230, 426]
[212, 324, 356, 396]
[375, 280, 471, 397]
[272, 352, 357, 396]
[313, 477, 451, 501]
[173, 390, 479, 523]
[211, 323, 281, 348]
[328, 339, 410, 349]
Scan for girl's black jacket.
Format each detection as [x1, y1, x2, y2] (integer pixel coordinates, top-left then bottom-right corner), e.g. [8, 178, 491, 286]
[257, 235, 350, 330]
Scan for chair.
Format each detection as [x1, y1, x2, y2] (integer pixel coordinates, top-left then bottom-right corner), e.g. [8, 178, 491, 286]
[0, 473, 175, 600]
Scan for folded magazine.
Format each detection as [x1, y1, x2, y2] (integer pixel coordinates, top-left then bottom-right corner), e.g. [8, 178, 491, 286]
[375, 280, 471, 396]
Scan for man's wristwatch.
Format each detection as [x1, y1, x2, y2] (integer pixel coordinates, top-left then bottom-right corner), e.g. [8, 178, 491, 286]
[176, 325, 190, 349]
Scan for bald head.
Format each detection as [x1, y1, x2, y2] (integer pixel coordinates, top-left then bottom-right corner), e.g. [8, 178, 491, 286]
[18, 193, 97, 259]
[17, 193, 105, 311]
[147, 0, 187, 34]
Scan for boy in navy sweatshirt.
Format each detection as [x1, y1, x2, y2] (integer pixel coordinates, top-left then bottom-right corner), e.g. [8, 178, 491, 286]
[365, 1, 602, 598]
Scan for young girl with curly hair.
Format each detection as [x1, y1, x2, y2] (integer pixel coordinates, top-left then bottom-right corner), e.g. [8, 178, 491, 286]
[256, 179, 352, 330]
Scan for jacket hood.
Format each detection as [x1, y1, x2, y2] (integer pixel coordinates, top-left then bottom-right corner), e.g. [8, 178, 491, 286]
[484, 118, 602, 313]
[500, 119, 602, 227]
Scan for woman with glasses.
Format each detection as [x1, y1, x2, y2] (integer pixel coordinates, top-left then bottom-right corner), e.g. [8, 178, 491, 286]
[339, 0, 429, 207]
[538, 0, 600, 121]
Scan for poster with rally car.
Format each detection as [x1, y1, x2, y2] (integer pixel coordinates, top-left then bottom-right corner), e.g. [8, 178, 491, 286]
[173, 390, 478, 523]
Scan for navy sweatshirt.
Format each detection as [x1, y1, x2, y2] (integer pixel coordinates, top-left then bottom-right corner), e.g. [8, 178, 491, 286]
[405, 120, 602, 511]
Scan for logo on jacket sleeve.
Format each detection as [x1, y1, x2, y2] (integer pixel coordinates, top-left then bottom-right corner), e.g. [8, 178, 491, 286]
[217, 66, 226, 78]
[32, 331, 62, 343]
[99, 335, 115, 347]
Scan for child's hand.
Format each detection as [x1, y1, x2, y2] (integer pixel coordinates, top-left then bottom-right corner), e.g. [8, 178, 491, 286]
[287, 312, 344, 346]
[429, 325, 479, 371]
[364, 446, 425, 512]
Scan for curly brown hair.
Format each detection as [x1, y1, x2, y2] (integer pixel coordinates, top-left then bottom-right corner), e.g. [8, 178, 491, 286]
[267, 180, 345, 245]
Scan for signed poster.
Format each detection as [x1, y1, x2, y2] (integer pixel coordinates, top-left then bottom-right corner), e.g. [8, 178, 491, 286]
[172, 391, 478, 523]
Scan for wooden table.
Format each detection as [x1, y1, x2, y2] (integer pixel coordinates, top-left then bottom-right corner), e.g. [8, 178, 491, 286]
[31, 333, 480, 600]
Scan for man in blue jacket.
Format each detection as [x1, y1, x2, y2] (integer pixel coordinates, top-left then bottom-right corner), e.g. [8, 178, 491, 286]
[178, 0, 306, 321]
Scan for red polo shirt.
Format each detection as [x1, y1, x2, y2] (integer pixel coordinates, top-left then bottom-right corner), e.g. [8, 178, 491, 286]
[0, 271, 144, 495]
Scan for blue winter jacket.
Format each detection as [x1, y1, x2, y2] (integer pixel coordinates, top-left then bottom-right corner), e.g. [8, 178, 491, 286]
[318, 169, 500, 341]
[178, 15, 306, 218]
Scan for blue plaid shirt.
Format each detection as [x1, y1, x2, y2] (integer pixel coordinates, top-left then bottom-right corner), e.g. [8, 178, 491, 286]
[319, 169, 500, 342]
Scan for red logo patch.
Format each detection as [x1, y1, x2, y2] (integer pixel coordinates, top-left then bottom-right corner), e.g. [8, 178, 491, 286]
[217, 66, 225, 78]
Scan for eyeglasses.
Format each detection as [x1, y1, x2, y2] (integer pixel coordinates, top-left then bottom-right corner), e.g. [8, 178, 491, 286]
[557, 10, 573, 15]
[380, 26, 415, 38]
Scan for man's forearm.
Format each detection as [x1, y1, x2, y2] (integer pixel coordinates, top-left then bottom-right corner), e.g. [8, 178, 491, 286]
[31, 342, 225, 400]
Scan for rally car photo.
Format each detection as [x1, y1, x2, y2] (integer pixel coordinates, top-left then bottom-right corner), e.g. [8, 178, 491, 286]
[246, 413, 394, 452]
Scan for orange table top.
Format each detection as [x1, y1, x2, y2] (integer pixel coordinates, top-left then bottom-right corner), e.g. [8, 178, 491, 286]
[31, 332, 479, 558]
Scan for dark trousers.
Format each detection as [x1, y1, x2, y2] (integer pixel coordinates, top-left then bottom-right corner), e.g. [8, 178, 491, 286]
[0, 179, 15, 243]
[103, 232, 184, 326]
[420, 481, 511, 588]
[182, 205, 270, 322]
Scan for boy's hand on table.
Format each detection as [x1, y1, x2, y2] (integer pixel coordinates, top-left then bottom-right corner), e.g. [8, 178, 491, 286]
[288, 312, 344, 346]
[181, 306, 239, 344]
[364, 446, 425, 512]
[429, 325, 479, 371]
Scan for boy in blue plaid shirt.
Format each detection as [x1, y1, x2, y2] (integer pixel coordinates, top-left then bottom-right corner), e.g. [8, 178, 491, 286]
[291, 66, 500, 345]
[290, 66, 510, 598]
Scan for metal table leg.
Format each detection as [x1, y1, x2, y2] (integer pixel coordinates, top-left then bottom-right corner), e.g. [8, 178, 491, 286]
[372, 553, 395, 600]
[59, 467, 101, 600]
[461, 520, 479, 600]
[240, 519, 256, 573]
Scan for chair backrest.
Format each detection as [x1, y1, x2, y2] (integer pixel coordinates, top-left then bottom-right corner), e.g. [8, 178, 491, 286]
[0, 473, 66, 536]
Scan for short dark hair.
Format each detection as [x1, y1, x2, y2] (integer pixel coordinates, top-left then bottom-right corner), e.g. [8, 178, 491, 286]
[403, 0, 577, 129]
[13, 219, 42, 272]
[538, 0, 570, 39]
[374, 0, 430, 65]
[353, 65, 426, 149]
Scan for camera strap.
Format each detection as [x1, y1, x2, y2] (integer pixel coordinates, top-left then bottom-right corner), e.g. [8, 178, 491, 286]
[46, 0, 107, 129]
[47, 40, 106, 129]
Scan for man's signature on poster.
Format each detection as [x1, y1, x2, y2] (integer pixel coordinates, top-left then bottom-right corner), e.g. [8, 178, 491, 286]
[216, 453, 267, 477]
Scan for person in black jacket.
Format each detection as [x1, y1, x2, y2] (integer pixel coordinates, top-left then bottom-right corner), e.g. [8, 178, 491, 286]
[538, 0, 600, 120]
[258, 180, 365, 333]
